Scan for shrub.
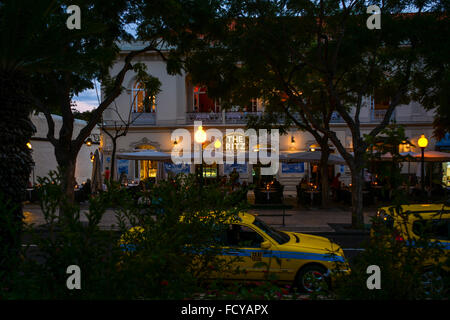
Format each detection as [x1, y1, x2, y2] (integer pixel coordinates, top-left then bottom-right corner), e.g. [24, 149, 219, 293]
[3, 172, 248, 299]
[333, 208, 449, 300]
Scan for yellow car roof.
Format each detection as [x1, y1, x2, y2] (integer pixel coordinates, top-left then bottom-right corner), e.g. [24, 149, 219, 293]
[179, 211, 255, 224]
[237, 212, 256, 224]
[379, 203, 450, 219]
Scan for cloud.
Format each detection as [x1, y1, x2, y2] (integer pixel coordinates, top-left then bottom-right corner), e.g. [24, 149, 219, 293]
[73, 87, 100, 112]
[72, 100, 97, 112]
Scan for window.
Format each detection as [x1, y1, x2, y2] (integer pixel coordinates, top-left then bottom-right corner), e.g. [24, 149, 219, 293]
[132, 82, 156, 113]
[135, 144, 157, 179]
[195, 163, 218, 178]
[225, 224, 264, 248]
[412, 219, 449, 241]
[253, 217, 290, 244]
[371, 90, 390, 110]
[193, 86, 219, 113]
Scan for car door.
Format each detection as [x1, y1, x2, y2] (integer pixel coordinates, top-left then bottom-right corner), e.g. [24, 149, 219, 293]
[220, 223, 274, 280]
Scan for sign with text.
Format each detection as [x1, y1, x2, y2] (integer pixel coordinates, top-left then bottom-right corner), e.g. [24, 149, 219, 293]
[164, 163, 191, 175]
[281, 162, 304, 173]
[224, 132, 246, 153]
[224, 163, 247, 175]
[117, 159, 129, 174]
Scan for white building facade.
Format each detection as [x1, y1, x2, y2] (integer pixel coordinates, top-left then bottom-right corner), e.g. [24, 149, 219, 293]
[30, 113, 100, 185]
[100, 46, 442, 192]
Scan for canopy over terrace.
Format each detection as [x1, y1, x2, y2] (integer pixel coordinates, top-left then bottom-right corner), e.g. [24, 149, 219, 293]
[377, 151, 450, 162]
[281, 151, 346, 164]
[116, 150, 173, 182]
[116, 150, 173, 161]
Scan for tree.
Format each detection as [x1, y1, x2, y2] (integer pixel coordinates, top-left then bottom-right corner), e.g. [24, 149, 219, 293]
[0, 0, 65, 275]
[167, 0, 448, 228]
[24, 1, 171, 210]
[101, 72, 161, 182]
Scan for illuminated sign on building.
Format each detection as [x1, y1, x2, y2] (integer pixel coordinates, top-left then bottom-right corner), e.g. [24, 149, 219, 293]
[225, 133, 246, 152]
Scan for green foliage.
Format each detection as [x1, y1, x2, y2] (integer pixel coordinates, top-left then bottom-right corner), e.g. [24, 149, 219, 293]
[2, 171, 251, 299]
[333, 208, 450, 300]
[365, 124, 413, 204]
[194, 278, 305, 300]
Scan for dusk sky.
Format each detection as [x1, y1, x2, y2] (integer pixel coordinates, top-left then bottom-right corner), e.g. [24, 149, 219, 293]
[73, 24, 138, 112]
[73, 86, 100, 112]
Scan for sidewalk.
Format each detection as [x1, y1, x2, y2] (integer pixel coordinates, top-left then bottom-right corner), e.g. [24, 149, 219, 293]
[22, 195, 377, 233]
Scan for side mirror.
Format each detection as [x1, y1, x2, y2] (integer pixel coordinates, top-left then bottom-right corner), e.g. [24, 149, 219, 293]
[261, 241, 271, 250]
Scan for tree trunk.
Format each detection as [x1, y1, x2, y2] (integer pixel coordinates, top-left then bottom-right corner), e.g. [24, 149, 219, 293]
[61, 159, 77, 203]
[0, 71, 35, 275]
[110, 138, 117, 182]
[319, 145, 330, 208]
[55, 144, 78, 216]
[350, 160, 365, 229]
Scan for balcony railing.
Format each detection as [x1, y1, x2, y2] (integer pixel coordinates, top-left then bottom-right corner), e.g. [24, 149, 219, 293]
[186, 111, 345, 125]
[186, 112, 262, 124]
[370, 109, 396, 122]
[131, 112, 156, 125]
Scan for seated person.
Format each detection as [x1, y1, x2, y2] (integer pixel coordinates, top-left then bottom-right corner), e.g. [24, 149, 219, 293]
[272, 178, 281, 189]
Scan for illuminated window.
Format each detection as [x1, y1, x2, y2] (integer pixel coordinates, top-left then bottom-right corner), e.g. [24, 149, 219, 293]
[195, 164, 218, 178]
[135, 144, 157, 179]
[371, 90, 390, 110]
[140, 160, 157, 179]
[132, 82, 156, 113]
[250, 99, 258, 112]
[193, 86, 219, 113]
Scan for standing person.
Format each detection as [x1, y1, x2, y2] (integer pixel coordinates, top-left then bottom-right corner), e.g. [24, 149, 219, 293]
[331, 173, 341, 201]
[230, 168, 239, 187]
[104, 167, 110, 181]
[83, 179, 91, 195]
[364, 169, 372, 189]
[119, 171, 127, 185]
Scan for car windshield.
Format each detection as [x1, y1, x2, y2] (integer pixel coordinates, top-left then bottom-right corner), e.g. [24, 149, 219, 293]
[252, 217, 291, 245]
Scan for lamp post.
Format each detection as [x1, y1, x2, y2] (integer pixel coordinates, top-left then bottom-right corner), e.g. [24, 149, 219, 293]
[85, 138, 93, 147]
[418, 134, 428, 191]
[194, 125, 207, 188]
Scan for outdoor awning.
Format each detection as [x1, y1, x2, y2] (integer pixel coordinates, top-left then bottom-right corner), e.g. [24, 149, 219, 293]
[369, 150, 450, 162]
[116, 150, 172, 161]
[400, 150, 450, 162]
[281, 151, 346, 165]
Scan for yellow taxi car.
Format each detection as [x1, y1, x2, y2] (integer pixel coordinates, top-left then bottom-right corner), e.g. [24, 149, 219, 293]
[372, 203, 450, 273]
[121, 212, 349, 293]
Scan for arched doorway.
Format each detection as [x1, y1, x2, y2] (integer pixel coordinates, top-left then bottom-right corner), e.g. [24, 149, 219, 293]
[135, 144, 158, 180]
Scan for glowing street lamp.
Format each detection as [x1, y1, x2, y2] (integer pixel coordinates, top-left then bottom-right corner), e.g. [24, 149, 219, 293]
[195, 126, 207, 188]
[194, 126, 207, 144]
[418, 134, 428, 191]
[214, 139, 222, 149]
[26, 142, 32, 149]
[85, 138, 93, 147]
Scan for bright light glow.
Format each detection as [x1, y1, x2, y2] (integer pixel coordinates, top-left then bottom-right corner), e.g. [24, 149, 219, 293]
[26, 142, 32, 149]
[194, 126, 207, 144]
[214, 139, 221, 149]
[418, 134, 428, 148]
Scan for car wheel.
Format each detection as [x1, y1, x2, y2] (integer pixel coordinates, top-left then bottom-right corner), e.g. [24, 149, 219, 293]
[295, 265, 328, 293]
[421, 270, 445, 297]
